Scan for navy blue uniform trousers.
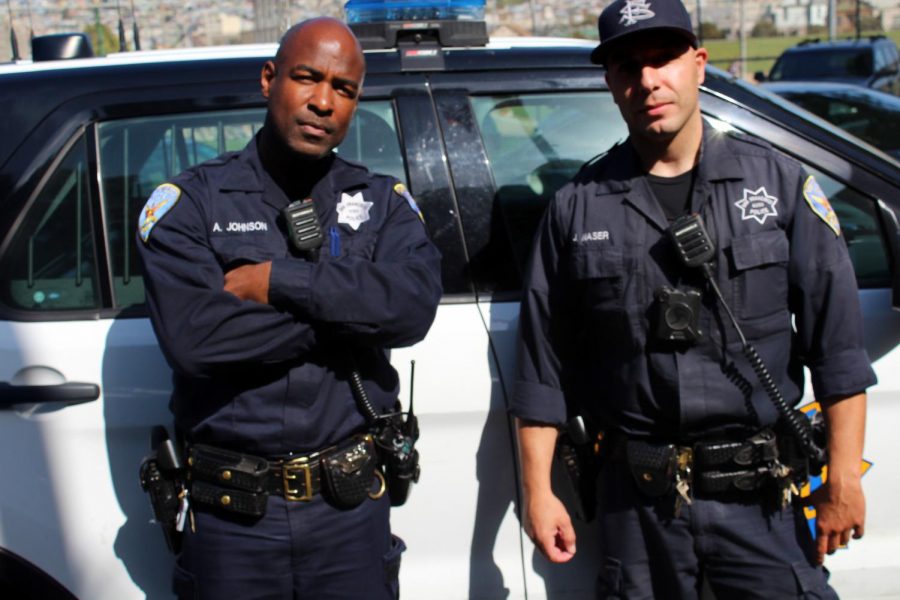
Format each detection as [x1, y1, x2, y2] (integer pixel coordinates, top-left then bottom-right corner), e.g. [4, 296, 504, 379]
[173, 493, 402, 600]
[595, 461, 838, 600]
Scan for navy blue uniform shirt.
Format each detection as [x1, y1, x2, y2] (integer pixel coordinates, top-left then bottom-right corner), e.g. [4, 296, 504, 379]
[512, 123, 876, 440]
[137, 135, 442, 456]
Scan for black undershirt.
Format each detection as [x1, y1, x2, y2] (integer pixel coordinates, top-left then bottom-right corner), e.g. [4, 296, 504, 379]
[647, 168, 697, 222]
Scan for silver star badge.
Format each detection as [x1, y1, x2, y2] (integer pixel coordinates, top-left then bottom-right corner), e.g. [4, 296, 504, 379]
[336, 191, 373, 231]
[735, 187, 779, 225]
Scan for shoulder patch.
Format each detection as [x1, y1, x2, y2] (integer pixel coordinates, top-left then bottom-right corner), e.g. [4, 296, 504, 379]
[393, 182, 424, 223]
[802, 175, 840, 237]
[139, 183, 182, 242]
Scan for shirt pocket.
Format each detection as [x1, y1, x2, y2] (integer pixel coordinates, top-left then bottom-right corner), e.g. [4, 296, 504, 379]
[209, 237, 278, 270]
[568, 246, 624, 308]
[730, 229, 790, 320]
[327, 228, 378, 261]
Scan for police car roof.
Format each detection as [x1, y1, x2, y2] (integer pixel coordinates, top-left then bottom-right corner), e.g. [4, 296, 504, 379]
[0, 36, 595, 76]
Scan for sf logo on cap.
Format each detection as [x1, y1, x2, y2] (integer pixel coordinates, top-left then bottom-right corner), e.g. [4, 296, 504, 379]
[620, 0, 655, 26]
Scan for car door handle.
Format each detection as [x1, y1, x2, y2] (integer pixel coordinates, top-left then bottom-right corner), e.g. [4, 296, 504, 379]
[0, 381, 100, 408]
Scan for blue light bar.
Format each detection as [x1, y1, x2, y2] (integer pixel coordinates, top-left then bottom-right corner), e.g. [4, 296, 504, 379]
[345, 0, 486, 24]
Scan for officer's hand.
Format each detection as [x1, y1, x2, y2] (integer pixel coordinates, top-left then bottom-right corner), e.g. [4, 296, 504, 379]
[808, 475, 865, 564]
[524, 490, 576, 563]
[224, 262, 271, 304]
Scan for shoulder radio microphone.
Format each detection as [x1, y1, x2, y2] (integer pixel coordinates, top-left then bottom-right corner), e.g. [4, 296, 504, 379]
[283, 198, 324, 259]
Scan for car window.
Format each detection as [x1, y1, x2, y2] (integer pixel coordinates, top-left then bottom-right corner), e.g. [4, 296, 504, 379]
[804, 166, 890, 288]
[1, 100, 405, 313]
[0, 135, 101, 311]
[98, 109, 266, 309]
[470, 91, 627, 290]
[771, 48, 872, 80]
[784, 92, 900, 159]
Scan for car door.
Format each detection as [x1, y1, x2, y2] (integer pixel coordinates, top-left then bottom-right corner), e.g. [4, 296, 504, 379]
[700, 90, 900, 595]
[0, 68, 480, 600]
[431, 67, 630, 599]
[435, 66, 900, 599]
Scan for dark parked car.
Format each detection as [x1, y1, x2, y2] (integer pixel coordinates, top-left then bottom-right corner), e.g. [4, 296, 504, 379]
[757, 36, 900, 95]
[762, 81, 900, 160]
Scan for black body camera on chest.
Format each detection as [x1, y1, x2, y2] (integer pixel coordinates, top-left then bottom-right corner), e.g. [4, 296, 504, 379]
[654, 286, 703, 343]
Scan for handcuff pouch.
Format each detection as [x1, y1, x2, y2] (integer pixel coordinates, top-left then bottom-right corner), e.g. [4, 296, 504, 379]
[625, 440, 677, 497]
[321, 434, 378, 509]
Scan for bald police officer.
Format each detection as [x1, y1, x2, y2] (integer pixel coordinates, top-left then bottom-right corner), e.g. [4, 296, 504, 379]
[137, 18, 441, 599]
[512, 0, 873, 597]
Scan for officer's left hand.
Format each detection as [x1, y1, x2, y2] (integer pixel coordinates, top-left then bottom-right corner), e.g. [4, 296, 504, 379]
[224, 262, 271, 304]
[808, 475, 865, 564]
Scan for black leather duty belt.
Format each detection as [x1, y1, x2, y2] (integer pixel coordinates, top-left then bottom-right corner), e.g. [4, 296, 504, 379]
[187, 443, 336, 516]
[610, 429, 782, 497]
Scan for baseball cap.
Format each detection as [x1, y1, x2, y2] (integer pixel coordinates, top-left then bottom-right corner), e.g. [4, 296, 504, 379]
[590, 0, 698, 65]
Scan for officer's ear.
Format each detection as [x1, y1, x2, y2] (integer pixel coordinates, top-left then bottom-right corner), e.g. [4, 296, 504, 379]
[694, 47, 708, 86]
[261, 60, 277, 99]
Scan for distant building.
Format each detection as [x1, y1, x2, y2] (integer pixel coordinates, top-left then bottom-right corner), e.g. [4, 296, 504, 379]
[767, 0, 828, 34]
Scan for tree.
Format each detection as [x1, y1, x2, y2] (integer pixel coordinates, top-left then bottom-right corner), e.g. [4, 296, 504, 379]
[751, 18, 778, 38]
[84, 22, 118, 56]
[700, 21, 725, 39]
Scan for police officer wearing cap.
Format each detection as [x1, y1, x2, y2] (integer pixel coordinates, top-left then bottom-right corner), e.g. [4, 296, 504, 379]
[512, 0, 873, 597]
[137, 17, 441, 599]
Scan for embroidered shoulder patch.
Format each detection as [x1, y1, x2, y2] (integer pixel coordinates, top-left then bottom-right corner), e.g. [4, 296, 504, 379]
[139, 183, 182, 242]
[802, 175, 840, 237]
[393, 182, 424, 223]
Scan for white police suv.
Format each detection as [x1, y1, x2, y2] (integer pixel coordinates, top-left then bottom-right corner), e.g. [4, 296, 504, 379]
[1, 2, 900, 598]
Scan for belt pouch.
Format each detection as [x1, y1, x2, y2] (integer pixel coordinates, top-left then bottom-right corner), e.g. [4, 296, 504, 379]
[191, 480, 268, 517]
[188, 444, 270, 493]
[625, 440, 676, 497]
[321, 435, 378, 509]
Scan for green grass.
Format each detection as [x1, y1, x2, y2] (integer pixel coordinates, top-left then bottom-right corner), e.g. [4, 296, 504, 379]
[703, 30, 900, 77]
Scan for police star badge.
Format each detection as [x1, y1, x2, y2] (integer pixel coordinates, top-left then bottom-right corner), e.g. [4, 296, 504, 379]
[802, 175, 841, 236]
[139, 183, 182, 242]
[336, 191, 373, 231]
[734, 187, 778, 225]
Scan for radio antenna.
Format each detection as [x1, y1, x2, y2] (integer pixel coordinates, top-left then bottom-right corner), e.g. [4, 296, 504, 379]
[25, 0, 32, 39]
[129, 0, 140, 50]
[115, 0, 126, 51]
[6, 0, 19, 60]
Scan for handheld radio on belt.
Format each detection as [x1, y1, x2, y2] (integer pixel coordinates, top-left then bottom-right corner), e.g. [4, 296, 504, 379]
[282, 198, 421, 506]
[668, 213, 828, 475]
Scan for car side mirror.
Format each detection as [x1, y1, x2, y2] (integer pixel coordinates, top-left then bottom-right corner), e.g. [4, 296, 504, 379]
[753, 71, 766, 83]
[876, 199, 900, 310]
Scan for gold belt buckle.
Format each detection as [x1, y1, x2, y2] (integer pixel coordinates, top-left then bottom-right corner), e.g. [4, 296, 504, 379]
[282, 456, 314, 502]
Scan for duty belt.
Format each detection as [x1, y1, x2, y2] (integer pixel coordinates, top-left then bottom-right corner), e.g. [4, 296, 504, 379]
[612, 429, 790, 502]
[188, 435, 384, 517]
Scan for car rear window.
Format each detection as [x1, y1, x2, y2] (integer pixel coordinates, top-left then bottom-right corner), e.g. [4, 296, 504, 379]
[771, 47, 873, 81]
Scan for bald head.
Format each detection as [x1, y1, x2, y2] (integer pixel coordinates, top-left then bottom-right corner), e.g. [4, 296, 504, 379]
[276, 17, 365, 76]
[260, 17, 366, 160]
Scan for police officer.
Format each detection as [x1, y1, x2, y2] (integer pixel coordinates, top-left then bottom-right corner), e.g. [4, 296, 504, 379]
[137, 17, 441, 599]
[512, 0, 873, 597]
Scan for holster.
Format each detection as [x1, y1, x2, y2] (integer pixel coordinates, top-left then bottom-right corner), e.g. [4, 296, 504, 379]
[138, 426, 186, 553]
[553, 416, 598, 522]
